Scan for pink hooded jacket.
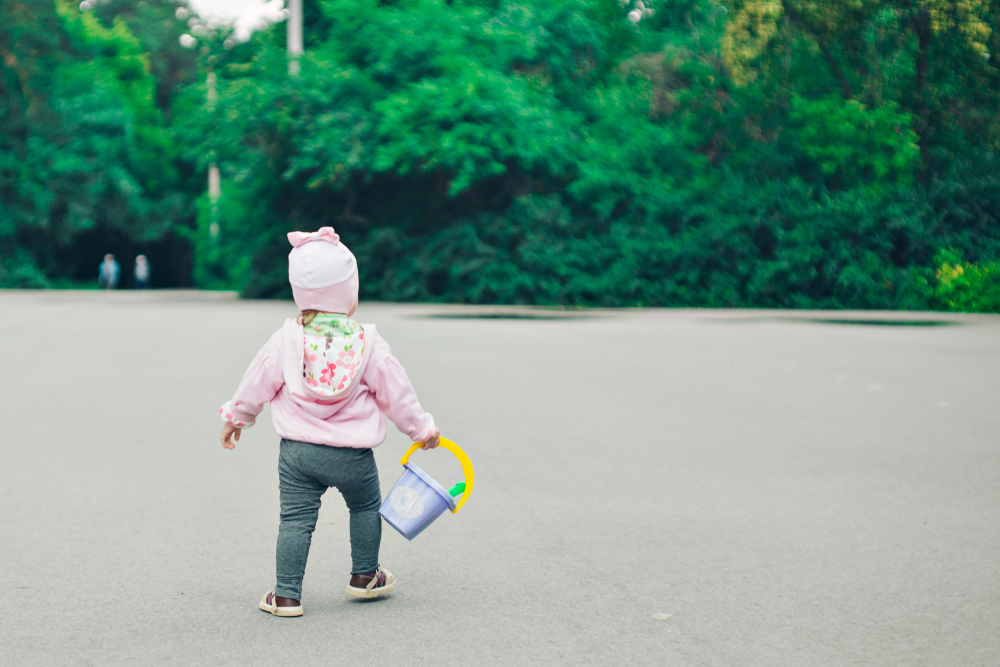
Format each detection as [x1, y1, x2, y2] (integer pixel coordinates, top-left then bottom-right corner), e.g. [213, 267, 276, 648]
[220, 318, 436, 448]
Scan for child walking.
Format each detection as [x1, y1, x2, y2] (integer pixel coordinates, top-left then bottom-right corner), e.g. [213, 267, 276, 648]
[218, 227, 440, 617]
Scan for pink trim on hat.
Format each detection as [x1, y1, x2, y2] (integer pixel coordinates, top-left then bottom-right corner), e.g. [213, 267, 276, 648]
[292, 271, 359, 313]
[288, 227, 340, 248]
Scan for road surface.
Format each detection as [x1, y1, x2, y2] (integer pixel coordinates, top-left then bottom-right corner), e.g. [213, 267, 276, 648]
[1, 291, 998, 666]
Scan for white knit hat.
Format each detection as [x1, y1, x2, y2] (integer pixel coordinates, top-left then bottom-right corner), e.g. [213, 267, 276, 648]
[287, 227, 359, 313]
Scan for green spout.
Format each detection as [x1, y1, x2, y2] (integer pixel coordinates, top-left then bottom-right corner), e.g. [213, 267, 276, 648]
[447, 482, 466, 497]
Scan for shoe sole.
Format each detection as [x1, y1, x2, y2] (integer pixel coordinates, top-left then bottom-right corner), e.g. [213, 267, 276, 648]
[259, 594, 303, 617]
[258, 603, 303, 617]
[346, 580, 397, 599]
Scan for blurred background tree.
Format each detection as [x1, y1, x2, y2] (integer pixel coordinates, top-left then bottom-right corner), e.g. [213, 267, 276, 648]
[1, 0, 998, 309]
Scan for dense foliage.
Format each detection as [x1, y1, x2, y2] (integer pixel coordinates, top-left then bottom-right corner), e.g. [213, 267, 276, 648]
[2, 0, 999, 310]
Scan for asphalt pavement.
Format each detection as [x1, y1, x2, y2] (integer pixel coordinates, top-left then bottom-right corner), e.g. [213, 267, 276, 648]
[1, 291, 998, 666]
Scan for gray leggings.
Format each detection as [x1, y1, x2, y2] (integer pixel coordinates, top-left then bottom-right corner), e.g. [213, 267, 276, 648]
[275, 439, 382, 600]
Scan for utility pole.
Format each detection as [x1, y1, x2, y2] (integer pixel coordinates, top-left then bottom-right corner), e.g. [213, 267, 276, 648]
[287, 0, 303, 76]
[208, 161, 221, 201]
[207, 70, 221, 238]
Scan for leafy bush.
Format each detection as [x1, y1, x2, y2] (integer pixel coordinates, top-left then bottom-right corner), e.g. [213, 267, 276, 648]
[0, 245, 50, 288]
[788, 95, 920, 189]
[933, 250, 1000, 313]
[319, 182, 935, 309]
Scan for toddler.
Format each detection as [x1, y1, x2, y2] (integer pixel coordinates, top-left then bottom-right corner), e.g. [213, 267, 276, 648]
[218, 227, 440, 617]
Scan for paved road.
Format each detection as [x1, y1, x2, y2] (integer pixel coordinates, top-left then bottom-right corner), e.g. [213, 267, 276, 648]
[1, 291, 998, 666]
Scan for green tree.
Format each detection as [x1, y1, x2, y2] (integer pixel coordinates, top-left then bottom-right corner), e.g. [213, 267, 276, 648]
[0, 0, 193, 287]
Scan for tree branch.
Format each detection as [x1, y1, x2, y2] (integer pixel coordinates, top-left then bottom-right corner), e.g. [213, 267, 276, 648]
[782, 1, 853, 100]
[817, 38, 854, 100]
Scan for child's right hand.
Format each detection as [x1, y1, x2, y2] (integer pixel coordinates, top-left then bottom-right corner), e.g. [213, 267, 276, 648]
[220, 424, 241, 450]
[420, 428, 441, 450]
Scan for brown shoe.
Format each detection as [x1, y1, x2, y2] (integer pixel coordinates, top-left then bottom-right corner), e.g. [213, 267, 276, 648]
[259, 590, 303, 617]
[346, 568, 397, 599]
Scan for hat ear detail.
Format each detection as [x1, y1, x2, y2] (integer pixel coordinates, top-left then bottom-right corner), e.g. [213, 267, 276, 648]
[288, 228, 340, 247]
[316, 227, 340, 244]
[288, 231, 312, 247]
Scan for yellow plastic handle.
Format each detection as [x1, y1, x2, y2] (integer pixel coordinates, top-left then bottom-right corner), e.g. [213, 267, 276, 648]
[400, 437, 474, 514]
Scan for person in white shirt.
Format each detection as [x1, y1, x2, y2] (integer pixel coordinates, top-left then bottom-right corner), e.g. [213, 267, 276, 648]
[134, 255, 150, 289]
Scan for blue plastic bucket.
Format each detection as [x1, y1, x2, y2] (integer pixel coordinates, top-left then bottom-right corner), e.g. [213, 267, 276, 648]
[379, 461, 457, 541]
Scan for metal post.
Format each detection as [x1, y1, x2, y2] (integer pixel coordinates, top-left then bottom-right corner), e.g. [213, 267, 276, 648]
[207, 70, 221, 238]
[287, 0, 303, 76]
[206, 70, 221, 204]
[208, 163, 221, 201]
[206, 70, 218, 104]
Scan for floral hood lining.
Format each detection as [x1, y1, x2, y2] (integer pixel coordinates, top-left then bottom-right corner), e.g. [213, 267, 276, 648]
[301, 315, 366, 399]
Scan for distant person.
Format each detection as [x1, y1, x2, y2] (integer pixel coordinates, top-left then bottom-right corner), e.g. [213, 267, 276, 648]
[134, 255, 151, 289]
[98, 254, 120, 289]
[218, 226, 441, 617]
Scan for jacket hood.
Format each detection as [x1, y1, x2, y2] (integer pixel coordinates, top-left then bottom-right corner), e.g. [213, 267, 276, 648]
[290, 318, 372, 402]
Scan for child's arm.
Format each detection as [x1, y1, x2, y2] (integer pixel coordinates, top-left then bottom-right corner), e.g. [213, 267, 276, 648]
[369, 352, 440, 449]
[218, 334, 285, 449]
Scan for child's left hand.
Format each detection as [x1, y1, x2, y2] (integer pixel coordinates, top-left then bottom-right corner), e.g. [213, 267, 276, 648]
[420, 428, 441, 450]
[220, 423, 241, 450]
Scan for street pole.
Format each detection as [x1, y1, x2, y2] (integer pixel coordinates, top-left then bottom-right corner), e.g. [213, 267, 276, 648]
[287, 0, 302, 76]
[206, 70, 217, 105]
[208, 162, 221, 201]
[207, 70, 221, 238]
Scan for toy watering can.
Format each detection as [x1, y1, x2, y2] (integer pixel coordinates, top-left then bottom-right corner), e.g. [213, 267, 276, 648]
[379, 437, 474, 541]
